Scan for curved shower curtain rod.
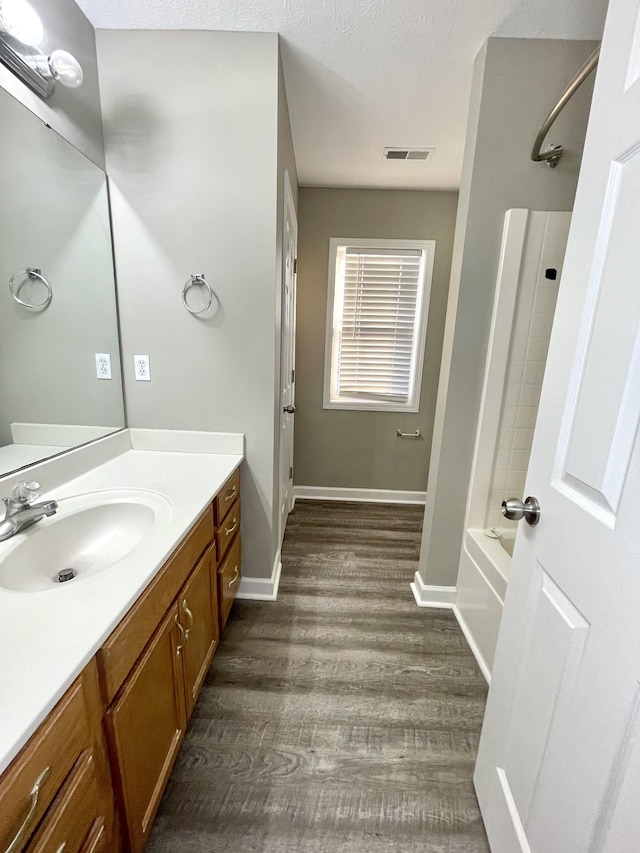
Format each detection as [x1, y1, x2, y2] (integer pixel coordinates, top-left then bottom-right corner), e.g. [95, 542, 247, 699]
[531, 45, 600, 168]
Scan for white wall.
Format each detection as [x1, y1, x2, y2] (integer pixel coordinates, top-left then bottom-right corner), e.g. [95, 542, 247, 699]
[97, 30, 297, 580]
[417, 38, 597, 589]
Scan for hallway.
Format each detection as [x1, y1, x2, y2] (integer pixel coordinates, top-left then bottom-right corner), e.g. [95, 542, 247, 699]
[147, 501, 489, 852]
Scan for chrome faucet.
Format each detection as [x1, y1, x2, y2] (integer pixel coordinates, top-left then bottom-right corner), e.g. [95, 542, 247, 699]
[0, 480, 58, 542]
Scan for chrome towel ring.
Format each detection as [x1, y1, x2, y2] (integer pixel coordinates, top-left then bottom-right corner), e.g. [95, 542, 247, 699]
[9, 268, 53, 310]
[182, 273, 216, 316]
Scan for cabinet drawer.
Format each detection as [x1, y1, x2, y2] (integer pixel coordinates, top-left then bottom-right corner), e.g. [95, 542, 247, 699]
[0, 675, 93, 852]
[217, 534, 241, 631]
[26, 751, 100, 853]
[214, 468, 240, 527]
[97, 507, 214, 704]
[215, 499, 241, 563]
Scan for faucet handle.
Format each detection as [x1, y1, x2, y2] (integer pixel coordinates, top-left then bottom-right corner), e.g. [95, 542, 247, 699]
[10, 480, 41, 504]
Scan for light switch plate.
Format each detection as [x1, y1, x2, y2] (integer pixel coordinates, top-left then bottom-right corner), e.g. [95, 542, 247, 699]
[134, 355, 151, 381]
[95, 353, 112, 379]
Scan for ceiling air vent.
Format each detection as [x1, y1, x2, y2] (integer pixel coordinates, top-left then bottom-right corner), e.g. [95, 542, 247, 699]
[383, 147, 433, 161]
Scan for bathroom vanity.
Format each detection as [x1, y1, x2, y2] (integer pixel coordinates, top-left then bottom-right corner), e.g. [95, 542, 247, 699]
[0, 429, 244, 853]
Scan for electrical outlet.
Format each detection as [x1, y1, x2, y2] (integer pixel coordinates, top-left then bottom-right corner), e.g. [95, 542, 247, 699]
[134, 354, 151, 381]
[95, 353, 112, 380]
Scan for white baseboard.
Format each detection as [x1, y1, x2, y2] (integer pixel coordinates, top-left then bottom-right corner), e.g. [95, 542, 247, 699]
[236, 549, 282, 601]
[453, 605, 492, 685]
[410, 571, 456, 608]
[294, 485, 426, 505]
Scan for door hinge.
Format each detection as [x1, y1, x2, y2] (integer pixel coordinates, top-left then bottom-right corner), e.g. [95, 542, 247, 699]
[291, 368, 295, 383]
[289, 466, 293, 480]
[293, 258, 298, 274]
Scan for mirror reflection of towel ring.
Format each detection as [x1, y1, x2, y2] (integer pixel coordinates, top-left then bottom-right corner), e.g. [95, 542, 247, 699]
[9, 268, 53, 310]
[182, 273, 216, 316]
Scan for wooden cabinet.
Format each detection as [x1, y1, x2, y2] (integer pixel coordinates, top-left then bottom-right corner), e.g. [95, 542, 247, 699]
[0, 465, 242, 853]
[218, 532, 242, 631]
[26, 751, 102, 853]
[0, 661, 116, 853]
[101, 499, 232, 852]
[96, 510, 215, 706]
[80, 819, 108, 853]
[214, 470, 242, 632]
[104, 604, 186, 853]
[179, 544, 218, 718]
[214, 467, 240, 527]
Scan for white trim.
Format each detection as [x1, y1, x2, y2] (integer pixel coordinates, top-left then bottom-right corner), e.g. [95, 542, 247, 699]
[323, 236, 435, 413]
[294, 485, 426, 504]
[453, 605, 492, 685]
[236, 549, 282, 601]
[409, 571, 456, 607]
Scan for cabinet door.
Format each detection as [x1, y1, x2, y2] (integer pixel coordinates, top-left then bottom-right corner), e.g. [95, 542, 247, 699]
[104, 604, 186, 853]
[179, 545, 218, 718]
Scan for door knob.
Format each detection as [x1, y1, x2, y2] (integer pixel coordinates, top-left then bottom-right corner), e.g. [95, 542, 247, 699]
[283, 405, 296, 414]
[501, 496, 541, 526]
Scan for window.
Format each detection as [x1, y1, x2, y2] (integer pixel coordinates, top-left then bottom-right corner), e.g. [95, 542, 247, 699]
[323, 237, 435, 412]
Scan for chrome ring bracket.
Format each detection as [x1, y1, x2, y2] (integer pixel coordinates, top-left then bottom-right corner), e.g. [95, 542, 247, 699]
[9, 268, 53, 310]
[182, 273, 215, 316]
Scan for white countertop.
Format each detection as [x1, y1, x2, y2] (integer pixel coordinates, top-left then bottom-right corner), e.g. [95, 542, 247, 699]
[0, 430, 243, 774]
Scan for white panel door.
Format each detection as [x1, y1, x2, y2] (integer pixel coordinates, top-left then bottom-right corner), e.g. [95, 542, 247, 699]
[474, 1, 640, 850]
[279, 171, 297, 546]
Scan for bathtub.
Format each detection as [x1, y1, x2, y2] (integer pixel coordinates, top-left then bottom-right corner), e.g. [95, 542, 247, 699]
[454, 527, 516, 682]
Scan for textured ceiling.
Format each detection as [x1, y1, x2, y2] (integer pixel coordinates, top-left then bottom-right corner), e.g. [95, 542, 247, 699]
[75, 0, 608, 190]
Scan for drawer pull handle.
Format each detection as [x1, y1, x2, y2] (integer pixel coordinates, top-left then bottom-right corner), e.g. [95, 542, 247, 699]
[225, 518, 238, 537]
[175, 614, 186, 656]
[182, 598, 194, 640]
[228, 566, 240, 588]
[6, 766, 50, 853]
[56, 844, 66, 853]
[224, 485, 237, 503]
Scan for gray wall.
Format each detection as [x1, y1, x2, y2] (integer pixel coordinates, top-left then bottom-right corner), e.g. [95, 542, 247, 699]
[97, 30, 296, 580]
[417, 38, 597, 588]
[0, 0, 104, 166]
[294, 187, 458, 491]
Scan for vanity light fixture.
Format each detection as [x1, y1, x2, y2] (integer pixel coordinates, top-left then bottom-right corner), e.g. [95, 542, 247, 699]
[0, 0, 83, 98]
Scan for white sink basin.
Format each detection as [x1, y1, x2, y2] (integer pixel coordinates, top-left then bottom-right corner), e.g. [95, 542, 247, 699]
[0, 489, 173, 593]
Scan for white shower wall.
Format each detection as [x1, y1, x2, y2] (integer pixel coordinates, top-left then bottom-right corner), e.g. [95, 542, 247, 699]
[485, 212, 570, 530]
[455, 209, 571, 680]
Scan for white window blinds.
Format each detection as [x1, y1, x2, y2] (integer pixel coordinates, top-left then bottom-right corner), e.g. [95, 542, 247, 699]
[325, 240, 432, 411]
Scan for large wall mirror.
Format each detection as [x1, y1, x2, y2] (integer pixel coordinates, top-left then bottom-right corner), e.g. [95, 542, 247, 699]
[0, 87, 125, 477]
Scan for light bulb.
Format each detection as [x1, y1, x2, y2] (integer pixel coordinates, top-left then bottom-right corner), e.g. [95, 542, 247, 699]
[0, 0, 43, 46]
[48, 49, 83, 88]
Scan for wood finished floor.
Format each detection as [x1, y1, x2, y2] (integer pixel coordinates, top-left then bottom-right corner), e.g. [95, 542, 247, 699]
[146, 500, 490, 852]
